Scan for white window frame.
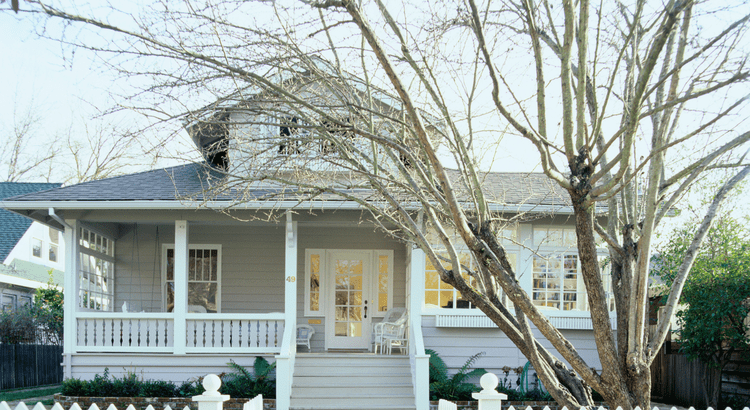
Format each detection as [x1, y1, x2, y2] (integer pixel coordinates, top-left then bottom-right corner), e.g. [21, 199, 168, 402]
[49, 243, 59, 262]
[78, 225, 116, 312]
[423, 227, 520, 315]
[162, 244, 222, 313]
[530, 225, 612, 316]
[304, 249, 393, 318]
[31, 237, 43, 259]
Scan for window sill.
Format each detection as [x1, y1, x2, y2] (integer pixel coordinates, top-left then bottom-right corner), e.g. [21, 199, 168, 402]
[428, 310, 617, 330]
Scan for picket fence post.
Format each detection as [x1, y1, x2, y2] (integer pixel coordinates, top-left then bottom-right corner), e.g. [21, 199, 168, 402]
[192, 374, 229, 410]
[472, 373, 507, 410]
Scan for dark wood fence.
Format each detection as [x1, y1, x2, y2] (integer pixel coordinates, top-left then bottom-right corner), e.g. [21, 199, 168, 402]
[651, 342, 750, 407]
[0, 344, 63, 390]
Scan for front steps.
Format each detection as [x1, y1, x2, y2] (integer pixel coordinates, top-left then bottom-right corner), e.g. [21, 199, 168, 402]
[290, 353, 416, 410]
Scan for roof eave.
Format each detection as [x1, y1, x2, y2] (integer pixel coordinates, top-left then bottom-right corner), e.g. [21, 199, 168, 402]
[2, 199, 576, 215]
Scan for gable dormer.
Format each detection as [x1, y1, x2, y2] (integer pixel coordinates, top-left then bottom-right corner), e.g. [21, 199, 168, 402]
[187, 110, 231, 170]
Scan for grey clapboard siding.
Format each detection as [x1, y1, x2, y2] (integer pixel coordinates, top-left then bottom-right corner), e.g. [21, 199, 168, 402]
[422, 315, 604, 377]
[114, 224, 285, 313]
[70, 353, 275, 383]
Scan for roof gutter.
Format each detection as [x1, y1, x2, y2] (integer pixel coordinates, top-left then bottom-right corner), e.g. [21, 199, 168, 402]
[1, 200, 577, 214]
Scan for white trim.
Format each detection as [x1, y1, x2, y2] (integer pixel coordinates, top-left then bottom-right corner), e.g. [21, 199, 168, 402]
[1, 199, 576, 214]
[162, 243, 223, 314]
[0, 273, 61, 290]
[433, 312, 618, 330]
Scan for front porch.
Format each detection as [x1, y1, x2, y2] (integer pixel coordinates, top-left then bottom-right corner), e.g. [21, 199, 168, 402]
[58, 211, 430, 410]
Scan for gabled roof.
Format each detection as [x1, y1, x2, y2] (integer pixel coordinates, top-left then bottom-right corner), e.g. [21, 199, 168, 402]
[0, 182, 61, 261]
[1, 162, 571, 213]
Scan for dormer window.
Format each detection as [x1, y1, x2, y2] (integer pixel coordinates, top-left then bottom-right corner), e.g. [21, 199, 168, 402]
[190, 112, 230, 170]
[319, 118, 354, 155]
[279, 116, 302, 155]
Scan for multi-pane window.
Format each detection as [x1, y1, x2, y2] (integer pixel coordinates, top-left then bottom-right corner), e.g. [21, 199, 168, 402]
[532, 254, 583, 310]
[531, 226, 613, 312]
[49, 244, 58, 262]
[79, 227, 115, 311]
[32, 238, 42, 258]
[424, 226, 518, 310]
[164, 245, 221, 313]
[425, 251, 517, 309]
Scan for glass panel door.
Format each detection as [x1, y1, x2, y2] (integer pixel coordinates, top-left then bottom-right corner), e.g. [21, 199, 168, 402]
[327, 251, 371, 349]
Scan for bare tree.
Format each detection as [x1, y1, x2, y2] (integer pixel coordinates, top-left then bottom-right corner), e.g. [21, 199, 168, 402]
[8, 0, 750, 408]
[1, 99, 60, 182]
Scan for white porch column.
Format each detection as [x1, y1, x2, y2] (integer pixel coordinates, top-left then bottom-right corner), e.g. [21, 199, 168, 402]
[62, 219, 79, 379]
[284, 212, 298, 327]
[174, 220, 189, 355]
[409, 246, 429, 410]
[276, 211, 298, 410]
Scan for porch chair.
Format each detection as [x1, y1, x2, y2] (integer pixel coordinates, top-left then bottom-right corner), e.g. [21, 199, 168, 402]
[372, 307, 407, 353]
[296, 324, 315, 351]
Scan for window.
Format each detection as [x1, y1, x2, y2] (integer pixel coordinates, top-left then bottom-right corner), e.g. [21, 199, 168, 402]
[424, 225, 518, 310]
[1, 294, 16, 312]
[531, 226, 613, 312]
[318, 118, 354, 155]
[79, 227, 115, 311]
[163, 245, 221, 313]
[279, 116, 302, 154]
[425, 251, 518, 309]
[32, 238, 42, 258]
[49, 244, 58, 262]
[533, 254, 583, 310]
[306, 250, 323, 315]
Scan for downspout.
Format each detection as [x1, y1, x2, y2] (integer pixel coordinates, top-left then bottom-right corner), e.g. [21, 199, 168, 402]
[48, 208, 72, 230]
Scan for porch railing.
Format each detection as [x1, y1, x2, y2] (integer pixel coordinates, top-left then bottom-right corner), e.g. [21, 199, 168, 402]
[76, 312, 285, 354]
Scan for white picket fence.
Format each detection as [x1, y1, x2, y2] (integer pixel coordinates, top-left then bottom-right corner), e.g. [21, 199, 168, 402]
[2, 372, 748, 410]
[0, 374, 263, 410]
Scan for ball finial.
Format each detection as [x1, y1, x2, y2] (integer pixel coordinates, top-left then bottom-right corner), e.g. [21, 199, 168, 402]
[202, 374, 222, 395]
[479, 373, 499, 392]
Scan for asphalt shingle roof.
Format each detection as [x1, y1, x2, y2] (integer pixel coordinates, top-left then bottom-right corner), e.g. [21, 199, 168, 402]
[0, 182, 61, 262]
[2, 162, 571, 208]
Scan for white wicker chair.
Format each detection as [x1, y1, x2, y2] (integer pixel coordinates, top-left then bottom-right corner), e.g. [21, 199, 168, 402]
[296, 324, 315, 351]
[372, 308, 407, 353]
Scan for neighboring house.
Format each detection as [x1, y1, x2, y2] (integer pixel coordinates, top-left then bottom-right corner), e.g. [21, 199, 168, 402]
[0, 182, 64, 312]
[0, 75, 615, 410]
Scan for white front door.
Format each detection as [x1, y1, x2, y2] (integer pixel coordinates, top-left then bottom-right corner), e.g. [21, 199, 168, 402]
[325, 250, 372, 349]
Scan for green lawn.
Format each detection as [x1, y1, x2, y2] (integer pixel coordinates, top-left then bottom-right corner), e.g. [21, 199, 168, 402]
[0, 385, 61, 403]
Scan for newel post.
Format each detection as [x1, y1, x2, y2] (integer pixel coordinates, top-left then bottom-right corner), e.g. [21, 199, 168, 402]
[472, 373, 507, 410]
[192, 374, 230, 410]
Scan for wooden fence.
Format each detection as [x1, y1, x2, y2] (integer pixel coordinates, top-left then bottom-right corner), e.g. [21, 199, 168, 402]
[651, 342, 750, 407]
[0, 344, 63, 390]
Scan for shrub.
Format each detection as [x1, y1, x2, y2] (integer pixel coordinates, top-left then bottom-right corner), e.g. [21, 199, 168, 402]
[61, 360, 276, 399]
[222, 357, 276, 399]
[426, 349, 487, 401]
